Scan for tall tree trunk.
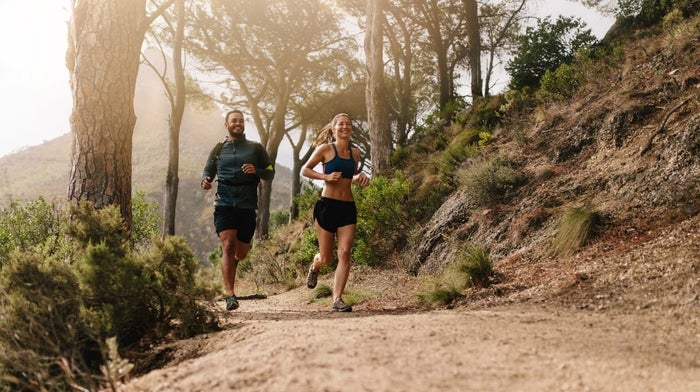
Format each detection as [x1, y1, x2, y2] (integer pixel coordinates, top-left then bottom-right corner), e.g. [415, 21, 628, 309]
[464, 0, 482, 99]
[66, 0, 148, 231]
[256, 125, 284, 239]
[365, 0, 391, 176]
[289, 160, 302, 221]
[288, 124, 312, 222]
[257, 180, 272, 239]
[435, 40, 452, 109]
[163, 0, 186, 236]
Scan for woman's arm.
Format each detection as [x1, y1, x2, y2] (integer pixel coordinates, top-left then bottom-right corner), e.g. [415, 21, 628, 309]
[351, 147, 370, 186]
[302, 144, 331, 181]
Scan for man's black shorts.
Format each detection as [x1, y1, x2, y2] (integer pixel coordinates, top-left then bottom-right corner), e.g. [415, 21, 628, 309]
[313, 197, 357, 233]
[214, 206, 256, 243]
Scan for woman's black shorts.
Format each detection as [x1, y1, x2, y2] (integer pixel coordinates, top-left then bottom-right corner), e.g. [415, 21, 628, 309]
[313, 197, 357, 233]
[214, 206, 256, 243]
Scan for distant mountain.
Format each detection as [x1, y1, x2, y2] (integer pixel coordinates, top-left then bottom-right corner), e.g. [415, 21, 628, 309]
[0, 63, 294, 263]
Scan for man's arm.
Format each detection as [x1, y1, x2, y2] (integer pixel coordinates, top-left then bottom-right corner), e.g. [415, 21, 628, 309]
[256, 144, 275, 181]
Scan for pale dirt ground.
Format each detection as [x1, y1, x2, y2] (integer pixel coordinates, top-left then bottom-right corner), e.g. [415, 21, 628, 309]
[117, 274, 699, 392]
[115, 184, 700, 392]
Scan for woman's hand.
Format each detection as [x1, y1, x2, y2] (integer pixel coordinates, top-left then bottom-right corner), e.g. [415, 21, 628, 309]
[325, 171, 342, 182]
[353, 172, 370, 187]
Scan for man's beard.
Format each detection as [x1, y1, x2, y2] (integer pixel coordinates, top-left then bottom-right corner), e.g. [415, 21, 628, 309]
[228, 126, 245, 139]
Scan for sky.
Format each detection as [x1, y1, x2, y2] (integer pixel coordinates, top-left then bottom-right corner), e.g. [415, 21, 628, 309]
[0, 0, 614, 159]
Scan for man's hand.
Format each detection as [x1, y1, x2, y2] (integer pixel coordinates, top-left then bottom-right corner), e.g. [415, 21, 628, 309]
[201, 177, 212, 190]
[241, 163, 256, 174]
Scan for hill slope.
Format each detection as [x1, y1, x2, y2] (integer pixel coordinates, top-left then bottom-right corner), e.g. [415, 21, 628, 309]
[407, 13, 699, 315]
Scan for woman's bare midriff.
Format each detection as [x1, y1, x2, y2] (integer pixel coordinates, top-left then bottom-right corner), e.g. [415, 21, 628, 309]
[321, 179, 354, 201]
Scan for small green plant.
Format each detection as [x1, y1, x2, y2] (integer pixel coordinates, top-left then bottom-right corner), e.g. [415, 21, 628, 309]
[269, 209, 290, 229]
[132, 190, 161, 246]
[454, 244, 493, 288]
[416, 276, 463, 308]
[478, 131, 493, 147]
[457, 155, 526, 206]
[308, 283, 333, 301]
[438, 128, 481, 182]
[293, 181, 322, 217]
[539, 63, 584, 100]
[100, 337, 134, 390]
[0, 197, 62, 267]
[552, 207, 601, 256]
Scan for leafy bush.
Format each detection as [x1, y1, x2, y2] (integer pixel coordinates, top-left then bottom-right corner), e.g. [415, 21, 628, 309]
[506, 16, 597, 91]
[459, 95, 506, 132]
[293, 181, 322, 217]
[457, 155, 527, 206]
[139, 236, 218, 339]
[551, 207, 601, 256]
[500, 88, 536, 118]
[0, 200, 218, 390]
[410, 175, 454, 223]
[269, 209, 290, 229]
[539, 63, 584, 100]
[353, 173, 412, 265]
[615, 0, 680, 27]
[0, 253, 98, 391]
[0, 198, 62, 267]
[132, 190, 161, 246]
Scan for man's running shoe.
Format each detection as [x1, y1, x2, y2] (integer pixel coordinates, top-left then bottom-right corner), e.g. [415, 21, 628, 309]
[225, 294, 239, 311]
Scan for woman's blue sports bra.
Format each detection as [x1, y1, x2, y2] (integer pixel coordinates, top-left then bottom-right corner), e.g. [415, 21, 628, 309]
[323, 143, 355, 179]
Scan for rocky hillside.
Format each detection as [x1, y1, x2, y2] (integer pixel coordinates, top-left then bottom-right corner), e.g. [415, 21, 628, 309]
[408, 13, 699, 313]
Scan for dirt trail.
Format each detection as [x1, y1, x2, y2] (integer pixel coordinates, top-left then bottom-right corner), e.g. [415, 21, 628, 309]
[119, 288, 699, 392]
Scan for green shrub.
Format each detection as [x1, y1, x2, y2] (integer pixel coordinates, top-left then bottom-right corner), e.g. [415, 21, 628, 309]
[132, 190, 161, 246]
[269, 209, 290, 229]
[416, 277, 463, 308]
[308, 283, 333, 301]
[506, 16, 597, 90]
[457, 155, 526, 206]
[0, 253, 98, 391]
[291, 227, 320, 267]
[0, 200, 218, 391]
[552, 207, 601, 256]
[0, 198, 62, 267]
[389, 145, 410, 167]
[616, 0, 679, 27]
[454, 244, 493, 288]
[539, 63, 584, 100]
[139, 236, 218, 339]
[293, 182, 322, 217]
[461, 95, 506, 131]
[353, 173, 412, 265]
[411, 176, 453, 222]
[438, 128, 481, 183]
[76, 243, 153, 347]
[65, 202, 130, 254]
